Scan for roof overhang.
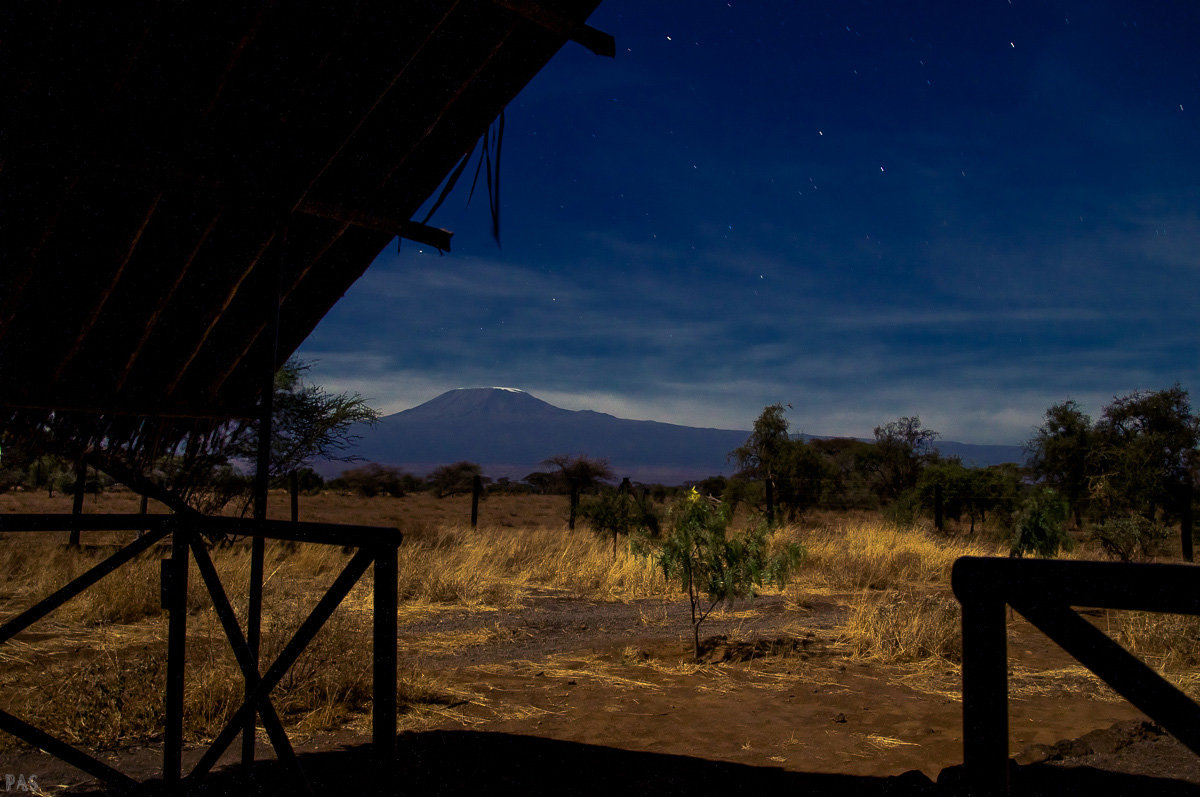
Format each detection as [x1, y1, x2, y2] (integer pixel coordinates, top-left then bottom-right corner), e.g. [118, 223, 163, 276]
[0, 0, 609, 420]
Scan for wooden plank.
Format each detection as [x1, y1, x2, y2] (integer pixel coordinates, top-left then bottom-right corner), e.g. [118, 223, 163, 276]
[116, 207, 223, 393]
[50, 192, 163, 385]
[188, 538, 310, 794]
[297, 198, 452, 250]
[953, 556, 1200, 615]
[489, 0, 614, 56]
[163, 227, 278, 398]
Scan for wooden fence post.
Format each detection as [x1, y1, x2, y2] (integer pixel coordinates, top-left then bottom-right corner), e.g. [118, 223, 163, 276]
[470, 475, 482, 528]
[163, 528, 189, 785]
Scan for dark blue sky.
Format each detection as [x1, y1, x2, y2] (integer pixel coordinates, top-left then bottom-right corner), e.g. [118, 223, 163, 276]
[300, 1, 1200, 444]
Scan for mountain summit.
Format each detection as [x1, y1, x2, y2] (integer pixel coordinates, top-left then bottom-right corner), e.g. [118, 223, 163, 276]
[335, 387, 1026, 482]
[343, 388, 750, 483]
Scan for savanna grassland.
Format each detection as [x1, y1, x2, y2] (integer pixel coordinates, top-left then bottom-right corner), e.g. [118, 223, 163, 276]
[0, 489, 1195, 791]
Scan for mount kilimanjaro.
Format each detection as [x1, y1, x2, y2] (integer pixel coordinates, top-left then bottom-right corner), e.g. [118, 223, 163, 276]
[329, 387, 1026, 484]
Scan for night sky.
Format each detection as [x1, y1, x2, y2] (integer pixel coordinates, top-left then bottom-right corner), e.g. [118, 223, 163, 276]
[299, 1, 1200, 445]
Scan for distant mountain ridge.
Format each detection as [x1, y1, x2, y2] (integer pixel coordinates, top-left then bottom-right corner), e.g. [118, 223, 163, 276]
[329, 387, 1026, 483]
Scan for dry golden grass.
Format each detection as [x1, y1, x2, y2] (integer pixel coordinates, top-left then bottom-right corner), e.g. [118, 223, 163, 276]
[783, 518, 1004, 592]
[839, 589, 962, 664]
[778, 518, 1003, 670]
[5, 491, 1200, 753]
[394, 524, 668, 606]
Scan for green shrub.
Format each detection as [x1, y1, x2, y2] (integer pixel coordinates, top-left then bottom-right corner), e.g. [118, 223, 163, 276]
[1010, 487, 1071, 557]
[639, 488, 803, 659]
[1090, 515, 1171, 562]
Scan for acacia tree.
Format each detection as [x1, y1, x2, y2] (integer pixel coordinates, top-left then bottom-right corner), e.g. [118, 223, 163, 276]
[1026, 400, 1093, 528]
[730, 404, 791, 525]
[428, 461, 487, 498]
[543, 454, 613, 530]
[230, 358, 379, 519]
[870, 416, 939, 502]
[4, 358, 377, 521]
[1092, 385, 1198, 559]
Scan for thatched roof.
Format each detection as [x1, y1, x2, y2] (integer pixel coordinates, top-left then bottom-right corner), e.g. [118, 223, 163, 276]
[0, 0, 610, 421]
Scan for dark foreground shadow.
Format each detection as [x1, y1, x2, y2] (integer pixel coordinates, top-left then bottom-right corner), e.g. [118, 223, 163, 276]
[114, 730, 1200, 797]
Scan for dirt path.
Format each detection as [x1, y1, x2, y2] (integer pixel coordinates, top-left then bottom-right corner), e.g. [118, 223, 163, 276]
[2, 589, 1193, 794]
[401, 592, 1147, 778]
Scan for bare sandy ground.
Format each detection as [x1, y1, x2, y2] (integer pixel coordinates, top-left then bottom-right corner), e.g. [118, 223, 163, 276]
[6, 589, 1192, 794]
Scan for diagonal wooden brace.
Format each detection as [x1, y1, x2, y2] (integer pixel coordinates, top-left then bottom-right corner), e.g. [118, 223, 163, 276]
[1012, 598, 1200, 756]
[188, 538, 308, 792]
[189, 549, 374, 779]
[0, 708, 139, 790]
[0, 525, 171, 645]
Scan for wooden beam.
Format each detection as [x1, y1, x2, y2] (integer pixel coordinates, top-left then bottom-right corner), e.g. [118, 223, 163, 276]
[489, 0, 615, 57]
[291, 1, 464, 212]
[297, 198, 452, 250]
[51, 192, 163, 385]
[164, 228, 278, 397]
[116, 207, 223, 392]
[0, 395, 256, 420]
[0, 175, 81, 349]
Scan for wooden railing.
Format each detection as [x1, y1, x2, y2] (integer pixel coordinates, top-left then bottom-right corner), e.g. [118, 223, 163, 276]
[953, 556, 1200, 796]
[0, 514, 401, 793]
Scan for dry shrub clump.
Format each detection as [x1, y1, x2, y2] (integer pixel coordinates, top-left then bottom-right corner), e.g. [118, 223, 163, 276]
[840, 589, 962, 664]
[769, 517, 993, 668]
[1110, 611, 1200, 695]
[395, 524, 666, 604]
[0, 535, 457, 751]
[30, 649, 166, 750]
[788, 518, 1000, 591]
[0, 540, 165, 626]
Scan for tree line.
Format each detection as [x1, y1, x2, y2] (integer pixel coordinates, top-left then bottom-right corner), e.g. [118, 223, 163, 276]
[720, 385, 1199, 561]
[4, 360, 1194, 563]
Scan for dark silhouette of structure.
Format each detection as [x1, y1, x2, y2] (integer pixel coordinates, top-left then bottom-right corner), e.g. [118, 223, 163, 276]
[0, 2, 611, 791]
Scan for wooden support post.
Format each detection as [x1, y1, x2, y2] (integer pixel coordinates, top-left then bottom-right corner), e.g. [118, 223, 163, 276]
[290, 470, 300, 523]
[244, 223, 282, 766]
[764, 477, 775, 527]
[470, 474, 482, 528]
[69, 458, 85, 547]
[934, 482, 944, 533]
[373, 544, 398, 765]
[244, 428, 270, 763]
[164, 528, 189, 786]
[244, 362, 275, 765]
[1182, 483, 1194, 563]
[960, 594, 1009, 796]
